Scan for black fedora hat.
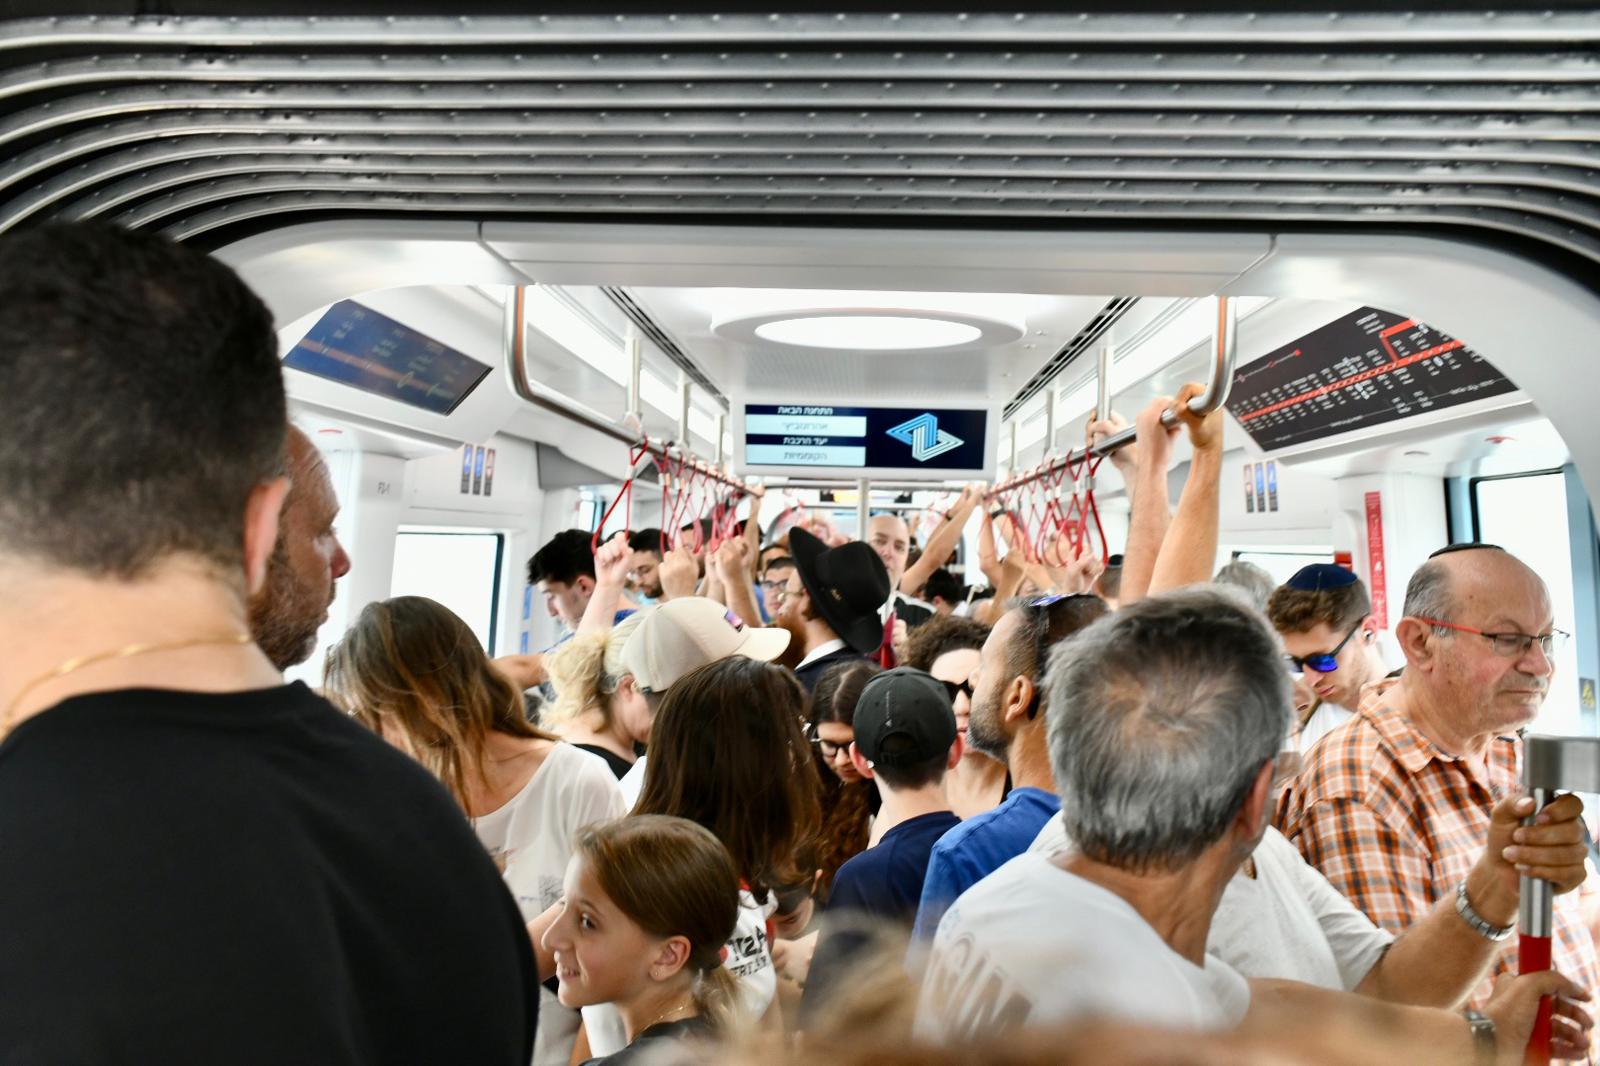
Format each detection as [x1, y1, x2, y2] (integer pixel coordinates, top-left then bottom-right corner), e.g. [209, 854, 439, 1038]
[788, 528, 892, 654]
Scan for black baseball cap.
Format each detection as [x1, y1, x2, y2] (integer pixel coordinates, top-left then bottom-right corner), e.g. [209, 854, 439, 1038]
[852, 668, 958, 768]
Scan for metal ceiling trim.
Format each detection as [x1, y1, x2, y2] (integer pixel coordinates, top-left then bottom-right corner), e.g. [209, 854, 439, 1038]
[1005, 296, 1139, 421]
[24, 151, 1600, 237]
[7, 12, 1600, 50]
[10, 96, 1600, 156]
[7, 50, 1600, 100]
[8, 82, 1600, 159]
[93, 170, 1600, 234]
[143, 190, 1600, 269]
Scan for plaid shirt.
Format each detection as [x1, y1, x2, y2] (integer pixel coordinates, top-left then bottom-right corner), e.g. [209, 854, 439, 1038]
[1278, 679, 1600, 1052]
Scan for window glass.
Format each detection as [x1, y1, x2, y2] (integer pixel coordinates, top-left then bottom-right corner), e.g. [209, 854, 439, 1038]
[390, 530, 503, 655]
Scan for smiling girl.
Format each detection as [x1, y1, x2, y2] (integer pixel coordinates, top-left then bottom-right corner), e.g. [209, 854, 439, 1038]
[543, 816, 741, 1065]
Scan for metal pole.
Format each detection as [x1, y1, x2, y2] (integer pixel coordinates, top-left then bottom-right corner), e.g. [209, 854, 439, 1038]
[715, 413, 727, 468]
[625, 323, 642, 423]
[856, 478, 871, 539]
[1043, 388, 1057, 456]
[988, 294, 1238, 498]
[502, 285, 633, 446]
[677, 373, 691, 447]
[1008, 421, 1018, 474]
[1096, 341, 1113, 422]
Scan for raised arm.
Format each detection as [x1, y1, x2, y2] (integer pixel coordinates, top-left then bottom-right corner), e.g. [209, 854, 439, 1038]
[1148, 381, 1225, 595]
[1116, 396, 1181, 606]
[576, 531, 630, 636]
[902, 485, 982, 598]
[714, 538, 767, 628]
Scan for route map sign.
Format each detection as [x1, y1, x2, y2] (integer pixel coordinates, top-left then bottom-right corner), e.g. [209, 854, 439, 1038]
[1225, 307, 1516, 452]
[285, 300, 492, 416]
[739, 403, 990, 478]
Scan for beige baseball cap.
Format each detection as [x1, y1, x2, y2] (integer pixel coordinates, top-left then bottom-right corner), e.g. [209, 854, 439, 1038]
[620, 596, 791, 693]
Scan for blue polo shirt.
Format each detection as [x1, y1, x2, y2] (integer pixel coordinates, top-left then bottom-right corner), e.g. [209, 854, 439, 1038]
[911, 787, 1060, 941]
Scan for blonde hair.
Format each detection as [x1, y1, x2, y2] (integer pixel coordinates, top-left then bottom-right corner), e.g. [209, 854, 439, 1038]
[544, 608, 652, 726]
[577, 815, 743, 1031]
[324, 595, 556, 808]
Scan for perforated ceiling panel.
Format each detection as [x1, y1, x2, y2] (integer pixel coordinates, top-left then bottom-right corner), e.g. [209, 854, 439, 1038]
[3, 8, 1600, 274]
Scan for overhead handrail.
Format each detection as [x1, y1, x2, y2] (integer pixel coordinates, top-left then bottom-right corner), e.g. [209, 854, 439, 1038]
[986, 294, 1237, 499]
[504, 285, 756, 552]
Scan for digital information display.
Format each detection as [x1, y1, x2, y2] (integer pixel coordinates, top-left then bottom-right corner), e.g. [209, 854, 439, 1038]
[1225, 307, 1516, 452]
[739, 403, 991, 478]
[284, 300, 493, 416]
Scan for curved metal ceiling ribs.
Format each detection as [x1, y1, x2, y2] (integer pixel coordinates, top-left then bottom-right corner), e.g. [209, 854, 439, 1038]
[2, 10, 1600, 266]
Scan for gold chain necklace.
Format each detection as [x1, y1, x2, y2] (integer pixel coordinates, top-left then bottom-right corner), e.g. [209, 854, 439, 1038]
[1, 633, 254, 732]
[636, 998, 696, 1036]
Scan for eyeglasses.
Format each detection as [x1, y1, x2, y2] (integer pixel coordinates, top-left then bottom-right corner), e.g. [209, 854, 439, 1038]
[938, 678, 975, 703]
[1410, 617, 1570, 658]
[1283, 621, 1365, 675]
[806, 724, 849, 759]
[1021, 593, 1106, 720]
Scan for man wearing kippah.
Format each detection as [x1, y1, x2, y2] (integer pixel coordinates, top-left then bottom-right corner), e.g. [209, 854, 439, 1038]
[1266, 563, 1392, 752]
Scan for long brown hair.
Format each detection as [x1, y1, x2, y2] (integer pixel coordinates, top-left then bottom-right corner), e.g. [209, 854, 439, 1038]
[807, 659, 880, 898]
[577, 815, 742, 1030]
[634, 657, 820, 903]
[324, 595, 556, 808]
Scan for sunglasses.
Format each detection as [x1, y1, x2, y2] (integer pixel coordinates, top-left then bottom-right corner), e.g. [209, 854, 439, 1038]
[1283, 621, 1364, 675]
[938, 678, 975, 703]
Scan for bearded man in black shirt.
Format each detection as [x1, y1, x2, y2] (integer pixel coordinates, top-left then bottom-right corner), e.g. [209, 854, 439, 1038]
[0, 224, 537, 1065]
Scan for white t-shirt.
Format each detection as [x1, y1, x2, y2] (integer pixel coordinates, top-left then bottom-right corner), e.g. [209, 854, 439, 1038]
[1298, 703, 1354, 753]
[472, 743, 628, 1066]
[584, 888, 779, 1055]
[1028, 814, 1392, 992]
[913, 853, 1249, 1041]
[618, 755, 646, 807]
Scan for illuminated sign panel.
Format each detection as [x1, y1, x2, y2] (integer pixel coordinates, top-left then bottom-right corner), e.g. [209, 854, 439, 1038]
[738, 403, 992, 479]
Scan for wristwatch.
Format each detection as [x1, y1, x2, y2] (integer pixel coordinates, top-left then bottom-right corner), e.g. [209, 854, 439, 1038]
[1463, 1008, 1496, 1066]
[1455, 880, 1515, 941]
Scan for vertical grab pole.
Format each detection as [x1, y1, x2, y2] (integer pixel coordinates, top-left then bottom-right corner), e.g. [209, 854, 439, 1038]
[1096, 342, 1113, 423]
[857, 478, 871, 542]
[715, 413, 727, 469]
[678, 373, 692, 448]
[1043, 389, 1057, 458]
[625, 324, 643, 426]
[1008, 421, 1018, 475]
[1520, 785, 1556, 1066]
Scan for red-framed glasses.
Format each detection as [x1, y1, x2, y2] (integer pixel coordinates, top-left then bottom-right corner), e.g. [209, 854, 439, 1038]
[1410, 617, 1569, 658]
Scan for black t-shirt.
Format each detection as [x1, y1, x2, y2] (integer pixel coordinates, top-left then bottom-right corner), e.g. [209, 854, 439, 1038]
[0, 683, 538, 1065]
[581, 1015, 712, 1065]
[573, 742, 635, 781]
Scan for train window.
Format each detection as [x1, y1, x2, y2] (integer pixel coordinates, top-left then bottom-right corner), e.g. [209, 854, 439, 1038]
[1230, 550, 1335, 588]
[1471, 471, 1582, 735]
[389, 530, 505, 655]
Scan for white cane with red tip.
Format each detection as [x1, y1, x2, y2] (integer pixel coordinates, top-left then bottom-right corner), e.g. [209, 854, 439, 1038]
[1520, 737, 1600, 1066]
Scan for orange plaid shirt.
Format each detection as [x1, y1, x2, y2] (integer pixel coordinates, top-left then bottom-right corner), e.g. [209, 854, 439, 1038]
[1277, 679, 1600, 1049]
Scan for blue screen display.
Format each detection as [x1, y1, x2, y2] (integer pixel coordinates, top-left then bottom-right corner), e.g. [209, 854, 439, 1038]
[284, 300, 492, 416]
[743, 404, 989, 473]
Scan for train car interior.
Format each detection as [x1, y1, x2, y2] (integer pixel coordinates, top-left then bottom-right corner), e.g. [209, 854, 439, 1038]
[4, 3, 1596, 732]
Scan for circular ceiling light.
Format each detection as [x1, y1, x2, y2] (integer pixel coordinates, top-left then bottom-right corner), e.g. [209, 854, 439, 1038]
[754, 315, 982, 350]
[715, 306, 1022, 352]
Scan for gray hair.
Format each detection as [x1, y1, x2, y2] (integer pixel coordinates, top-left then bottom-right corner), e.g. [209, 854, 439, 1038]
[1212, 560, 1276, 612]
[1045, 587, 1293, 873]
[1402, 558, 1456, 628]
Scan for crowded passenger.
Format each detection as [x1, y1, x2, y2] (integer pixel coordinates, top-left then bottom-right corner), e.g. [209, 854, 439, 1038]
[533, 528, 638, 634]
[780, 528, 893, 691]
[807, 660, 884, 897]
[1279, 543, 1600, 1048]
[1095, 553, 1124, 608]
[543, 610, 653, 778]
[579, 657, 822, 1053]
[921, 568, 967, 616]
[246, 424, 353, 670]
[544, 816, 741, 1065]
[910, 593, 1108, 940]
[759, 553, 797, 622]
[1267, 563, 1391, 751]
[626, 528, 669, 604]
[0, 223, 537, 1063]
[325, 595, 627, 1066]
[805, 668, 963, 1023]
[905, 615, 1007, 820]
[1214, 559, 1277, 613]
[918, 589, 1591, 1059]
[613, 595, 790, 804]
